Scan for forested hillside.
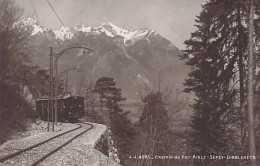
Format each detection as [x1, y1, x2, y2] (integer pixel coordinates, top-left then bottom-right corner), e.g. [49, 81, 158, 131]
[0, 0, 49, 144]
[182, 0, 260, 165]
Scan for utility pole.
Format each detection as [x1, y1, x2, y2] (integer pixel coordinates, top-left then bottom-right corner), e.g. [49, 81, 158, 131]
[65, 71, 68, 93]
[247, 0, 256, 165]
[53, 47, 93, 125]
[47, 48, 53, 131]
[54, 59, 58, 125]
[50, 47, 54, 132]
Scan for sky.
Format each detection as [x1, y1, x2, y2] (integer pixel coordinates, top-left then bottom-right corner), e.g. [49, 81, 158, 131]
[15, 0, 207, 49]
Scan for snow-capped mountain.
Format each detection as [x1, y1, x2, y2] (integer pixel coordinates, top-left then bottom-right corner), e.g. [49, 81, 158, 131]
[25, 19, 188, 100]
[21, 18, 47, 35]
[54, 26, 73, 41]
[74, 22, 156, 45]
[21, 18, 73, 41]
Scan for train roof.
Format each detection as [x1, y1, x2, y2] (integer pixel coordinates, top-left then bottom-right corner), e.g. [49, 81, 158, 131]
[36, 94, 84, 101]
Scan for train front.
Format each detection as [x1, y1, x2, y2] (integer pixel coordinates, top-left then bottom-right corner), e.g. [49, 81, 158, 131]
[63, 95, 85, 121]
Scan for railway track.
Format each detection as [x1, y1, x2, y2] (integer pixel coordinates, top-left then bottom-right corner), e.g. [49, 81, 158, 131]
[0, 122, 94, 166]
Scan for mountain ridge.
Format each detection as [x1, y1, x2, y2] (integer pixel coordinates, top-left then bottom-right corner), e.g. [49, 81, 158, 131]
[22, 17, 188, 102]
[21, 17, 179, 50]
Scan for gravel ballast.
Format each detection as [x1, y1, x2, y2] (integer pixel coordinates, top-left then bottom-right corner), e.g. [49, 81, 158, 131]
[0, 122, 121, 166]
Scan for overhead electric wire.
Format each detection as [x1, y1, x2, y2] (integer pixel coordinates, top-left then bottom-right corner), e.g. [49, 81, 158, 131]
[28, 0, 50, 44]
[29, 0, 40, 22]
[46, 0, 65, 27]
[28, 0, 53, 132]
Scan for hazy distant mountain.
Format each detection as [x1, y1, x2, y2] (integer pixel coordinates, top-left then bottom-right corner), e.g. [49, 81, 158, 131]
[23, 18, 189, 101]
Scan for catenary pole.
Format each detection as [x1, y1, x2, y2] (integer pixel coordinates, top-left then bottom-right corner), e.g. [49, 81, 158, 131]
[47, 48, 52, 131]
[50, 47, 54, 132]
[53, 47, 93, 124]
[66, 71, 68, 93]
[55, 58, 58, 125]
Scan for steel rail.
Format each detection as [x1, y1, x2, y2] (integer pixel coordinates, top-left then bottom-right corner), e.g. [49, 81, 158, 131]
[0, 124, 82, 163]
[31, 122, 94, 166]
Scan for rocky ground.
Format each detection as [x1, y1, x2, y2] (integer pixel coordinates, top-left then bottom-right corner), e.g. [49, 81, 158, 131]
[0, 121, 121, 166]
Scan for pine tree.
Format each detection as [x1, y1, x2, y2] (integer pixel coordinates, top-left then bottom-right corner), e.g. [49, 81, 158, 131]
[181, 0, 252, 165]
[94, 77, 133, 165]
[94, 77, 116, 112]
[182, 0, 260, 164]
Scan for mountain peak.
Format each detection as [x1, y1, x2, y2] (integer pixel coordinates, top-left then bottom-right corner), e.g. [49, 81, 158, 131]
[100, 21, 129, 36]
[22, 17, 37, 26]
[74, 24, 92, 33]
[21, 17, 46, 35]
[25, 18, 159, 45]
[54, 26, 73, 41]
[96, 21, 154, 44]
[101, 21, 116, 27]
[101, 21, 129, 33]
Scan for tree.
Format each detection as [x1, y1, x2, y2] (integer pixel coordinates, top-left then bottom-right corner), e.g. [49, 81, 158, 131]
[94, 77, 116, 112]
[0, 0, 49, 144]
[181, 0, 253, 165]
[106, 87, 126, 112]
[255, 72, 260, 162]
[94, 77, 133, 165]
[130, 81, 188, 166]
[0, 0, 31, 110]
[82, 80, 99, 122]
[183, 5, 226, 165]
[182, 0, 260, 165]
[136, 91, 169, 166]
[247, 0, 257, 165]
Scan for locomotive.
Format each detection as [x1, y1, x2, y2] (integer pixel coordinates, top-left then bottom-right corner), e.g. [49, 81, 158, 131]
[35, 94, 85, 122]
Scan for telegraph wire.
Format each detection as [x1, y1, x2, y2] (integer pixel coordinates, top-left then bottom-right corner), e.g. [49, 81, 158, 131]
[46, 0, 65, 27]
[28, 0, 50, 45]
[29, 0, 40, 23]
[28, 0, 54, 131]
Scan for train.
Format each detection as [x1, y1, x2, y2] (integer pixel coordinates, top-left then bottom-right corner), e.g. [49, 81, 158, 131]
[35, 94, 85, 122]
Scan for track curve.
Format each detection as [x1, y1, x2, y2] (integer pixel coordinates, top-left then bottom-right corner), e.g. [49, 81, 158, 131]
[0, 122, 94, 166]
[31, 123, 93, 166]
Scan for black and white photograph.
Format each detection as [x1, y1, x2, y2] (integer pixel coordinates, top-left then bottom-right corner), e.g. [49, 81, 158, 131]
[0, 0, 259, 165]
